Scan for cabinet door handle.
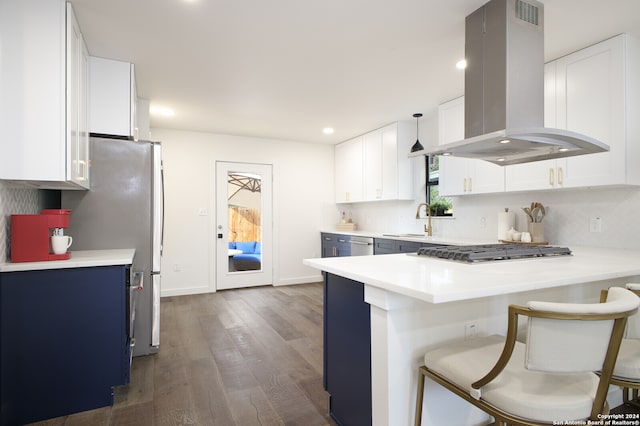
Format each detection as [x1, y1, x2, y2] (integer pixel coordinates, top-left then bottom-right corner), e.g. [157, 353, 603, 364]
[332, 247, 337, 256]
[463, 178, 467, 193]
[78, 160, 88, 181]
[557, 167, 563, 185]
[345, 192, 350, 201]
[549, 168, 554, 186]
[468, 177, 472, 192]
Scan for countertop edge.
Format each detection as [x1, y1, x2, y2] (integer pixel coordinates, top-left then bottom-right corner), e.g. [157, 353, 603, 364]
[303, 247, 640, 304]
[0, 249, 136, 272]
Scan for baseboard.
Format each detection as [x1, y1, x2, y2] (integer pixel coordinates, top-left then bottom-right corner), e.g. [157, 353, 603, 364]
[161, 285, 212, 297]
[275, 275, 323, 286]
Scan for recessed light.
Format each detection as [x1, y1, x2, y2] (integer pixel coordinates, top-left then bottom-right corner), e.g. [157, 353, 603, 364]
[150, 106, 175, 116]
[322, 127, 335, 135]
[456, 59, 467, 70]
[497, 158, 506, 162]
[441, 152, 452, 156]
[499, 139, 511, 144]
[558, 147, 569, 152]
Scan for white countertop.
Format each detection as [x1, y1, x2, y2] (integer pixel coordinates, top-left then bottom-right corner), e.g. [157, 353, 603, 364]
[0, 249, 136, 272]
[322, 230, 496, 246]
[303, 246, 640, 303]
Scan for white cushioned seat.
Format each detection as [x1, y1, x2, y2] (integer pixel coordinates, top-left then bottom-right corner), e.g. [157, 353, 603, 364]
[416, 287, 640, 426]
[425, 335, 600, 423]
[613, 339, 640, 381]
[607, 283, 640, 400]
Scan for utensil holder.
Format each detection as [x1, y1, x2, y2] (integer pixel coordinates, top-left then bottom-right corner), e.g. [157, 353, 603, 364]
[528, 222, 545, 243]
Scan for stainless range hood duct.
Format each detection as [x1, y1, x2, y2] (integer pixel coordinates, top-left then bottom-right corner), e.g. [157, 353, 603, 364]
[412, 0, 609, 166]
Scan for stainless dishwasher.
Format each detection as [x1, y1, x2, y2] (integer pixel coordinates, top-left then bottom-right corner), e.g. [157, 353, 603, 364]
[349, 236, 374, 256]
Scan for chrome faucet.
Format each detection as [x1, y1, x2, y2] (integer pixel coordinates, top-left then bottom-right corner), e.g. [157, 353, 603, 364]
[415, 203, 432, 237]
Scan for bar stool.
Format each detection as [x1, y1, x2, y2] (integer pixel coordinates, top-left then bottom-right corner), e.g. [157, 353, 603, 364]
[601, 283, 640, 407]
[415, 287, 639, 426]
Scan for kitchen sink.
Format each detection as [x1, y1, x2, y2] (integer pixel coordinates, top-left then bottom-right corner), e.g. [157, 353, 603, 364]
[382, 233, 425, 238]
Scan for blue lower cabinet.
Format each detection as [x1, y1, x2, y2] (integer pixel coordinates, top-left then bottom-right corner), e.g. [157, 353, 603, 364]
[321, 233, 351, 257]
[0, 265, 129, 426]
[323, 273, 372, 426]
[373, 238, 396, 254]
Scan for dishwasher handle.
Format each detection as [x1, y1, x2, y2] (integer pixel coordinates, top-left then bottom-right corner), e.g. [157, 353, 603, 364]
[350, 240, 372, 245]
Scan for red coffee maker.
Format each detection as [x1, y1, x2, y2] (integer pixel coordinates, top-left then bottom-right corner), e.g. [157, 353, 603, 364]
[10, 209, 72, 262]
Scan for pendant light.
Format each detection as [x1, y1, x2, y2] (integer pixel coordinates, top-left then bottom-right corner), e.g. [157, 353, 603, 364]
[410, 113, 424, 153]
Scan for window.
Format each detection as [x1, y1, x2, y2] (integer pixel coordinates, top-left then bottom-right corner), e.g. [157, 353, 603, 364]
[426, 156, 453, 216]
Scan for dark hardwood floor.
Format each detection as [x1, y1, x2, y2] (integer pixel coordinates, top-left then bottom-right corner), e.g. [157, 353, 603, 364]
[30, 283, 334, 426]
[25, 281, 640, 425]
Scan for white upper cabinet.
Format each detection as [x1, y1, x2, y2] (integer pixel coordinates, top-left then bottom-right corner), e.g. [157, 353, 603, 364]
[0, 0, 90, 189]
[504, 63, 562, 191]
[67, 3, 90, 187]
[506, 34, 640, 191]
[335, 122, 414, 203]
[438, 97, 504, 196]
[89, 57, 138, 140]
[335, 136, 364, 203]
[363, 129, 384, 200]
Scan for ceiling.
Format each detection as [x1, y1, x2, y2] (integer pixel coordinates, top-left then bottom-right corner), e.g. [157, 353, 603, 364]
[70, 0, 640, 144]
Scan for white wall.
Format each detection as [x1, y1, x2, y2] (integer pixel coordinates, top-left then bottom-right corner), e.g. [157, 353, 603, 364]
[151, 128, 335, 296]
[152, 121, 640, 297]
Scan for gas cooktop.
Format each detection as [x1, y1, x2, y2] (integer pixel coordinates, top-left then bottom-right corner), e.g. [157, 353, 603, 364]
[415, 243, 572, 263]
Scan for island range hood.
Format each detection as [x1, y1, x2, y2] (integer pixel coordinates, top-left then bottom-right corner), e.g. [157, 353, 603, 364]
[412, 0, 609, 166]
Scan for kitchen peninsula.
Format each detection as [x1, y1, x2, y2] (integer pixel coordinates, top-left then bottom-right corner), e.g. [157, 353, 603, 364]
[303, 246, 640, 426]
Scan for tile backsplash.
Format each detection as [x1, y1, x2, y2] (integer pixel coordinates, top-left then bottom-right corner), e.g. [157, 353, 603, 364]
[345, 186, 640, 251]
[0, 182, 42, 262]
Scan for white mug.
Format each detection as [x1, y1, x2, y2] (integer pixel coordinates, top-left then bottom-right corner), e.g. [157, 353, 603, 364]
[51, 235, 73, 255]
[521, 232, 532, 243]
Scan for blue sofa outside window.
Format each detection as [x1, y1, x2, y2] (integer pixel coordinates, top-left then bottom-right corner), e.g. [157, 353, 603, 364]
[228, 241, 261, 271]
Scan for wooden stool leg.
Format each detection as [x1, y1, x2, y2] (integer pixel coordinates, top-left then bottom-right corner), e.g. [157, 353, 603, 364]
[415, 367, 426, 426]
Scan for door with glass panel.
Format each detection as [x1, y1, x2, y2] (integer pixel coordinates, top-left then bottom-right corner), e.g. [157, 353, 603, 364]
[215, 162, 273, 290]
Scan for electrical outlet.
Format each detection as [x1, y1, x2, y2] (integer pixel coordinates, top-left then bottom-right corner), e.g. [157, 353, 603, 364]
[173, 263, 181, 272]
[480, 217, 486, 228]
[465, 322, 477, 339]
[589, 216, 602, 233]
[198, 208, 208, 216]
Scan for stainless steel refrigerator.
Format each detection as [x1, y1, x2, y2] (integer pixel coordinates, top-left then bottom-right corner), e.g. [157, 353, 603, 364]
[62, 136, 163, 356]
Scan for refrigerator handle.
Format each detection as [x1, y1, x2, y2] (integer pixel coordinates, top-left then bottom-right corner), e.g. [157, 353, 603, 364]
[160, 160, 165, 255]
[152, 143, 164, 272]
[151, 273, 160, 347]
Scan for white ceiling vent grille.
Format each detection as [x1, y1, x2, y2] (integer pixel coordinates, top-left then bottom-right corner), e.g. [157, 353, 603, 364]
[515, 0, 539, 26]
